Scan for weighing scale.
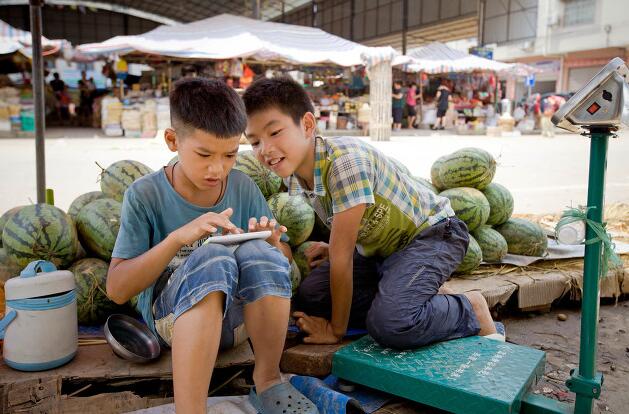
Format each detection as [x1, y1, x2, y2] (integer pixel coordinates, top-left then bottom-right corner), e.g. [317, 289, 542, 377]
[332, 58, 629, 414]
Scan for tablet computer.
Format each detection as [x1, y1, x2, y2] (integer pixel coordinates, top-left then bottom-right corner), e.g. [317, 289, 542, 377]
[202, 230, 272, 246]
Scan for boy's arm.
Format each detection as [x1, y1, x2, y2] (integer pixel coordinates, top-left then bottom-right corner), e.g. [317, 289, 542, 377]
[107, 233, 183, 304]
[328, 203, 366, 338]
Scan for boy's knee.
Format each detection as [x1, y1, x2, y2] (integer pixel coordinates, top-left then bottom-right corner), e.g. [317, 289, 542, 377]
[464, 291, 487, 311]
[366, 302, 430, 349]
[234, 239, 276, 261]
[188, 243, 235, 265]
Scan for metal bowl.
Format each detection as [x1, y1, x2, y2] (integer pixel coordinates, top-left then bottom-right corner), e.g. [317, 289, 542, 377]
[104, 314, 161, 363]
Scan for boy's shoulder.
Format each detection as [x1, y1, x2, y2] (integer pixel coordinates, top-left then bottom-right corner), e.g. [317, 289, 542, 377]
[125, 169, 164, 203]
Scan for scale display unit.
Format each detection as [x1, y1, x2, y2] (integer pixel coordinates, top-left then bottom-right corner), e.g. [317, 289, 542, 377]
[332, 58, 629, 414]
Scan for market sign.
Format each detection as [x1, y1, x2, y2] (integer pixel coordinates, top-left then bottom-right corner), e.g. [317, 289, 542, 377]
[469, 47, 494, 60]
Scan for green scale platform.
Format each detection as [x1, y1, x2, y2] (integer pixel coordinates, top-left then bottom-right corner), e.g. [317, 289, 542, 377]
[332, 335, 546, 414]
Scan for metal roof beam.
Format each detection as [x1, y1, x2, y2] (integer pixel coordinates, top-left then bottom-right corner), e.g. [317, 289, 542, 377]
[0, 0, 180, 25]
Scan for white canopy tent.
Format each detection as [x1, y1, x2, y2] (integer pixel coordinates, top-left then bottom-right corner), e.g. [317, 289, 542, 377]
[403, 42, 514, 74]
[0, 19, 62, 58]
[78, 14, 373, 67]
[78, 14, 400, 140]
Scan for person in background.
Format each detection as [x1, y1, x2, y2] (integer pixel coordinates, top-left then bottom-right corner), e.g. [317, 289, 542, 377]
[392, 80, 404, 131]
[405, 82, 419, 129]
[432, 81, 451, 130]
[226, 77, 235, 88]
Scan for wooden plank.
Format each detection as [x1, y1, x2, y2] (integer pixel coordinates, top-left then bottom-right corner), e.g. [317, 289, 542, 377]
[0, 341, 254, 386]
[60, 392, 173, 414]
[1, 376, 61, 414]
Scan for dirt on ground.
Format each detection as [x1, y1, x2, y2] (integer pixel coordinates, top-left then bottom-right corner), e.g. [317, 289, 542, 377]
[504, 302, 629, 414]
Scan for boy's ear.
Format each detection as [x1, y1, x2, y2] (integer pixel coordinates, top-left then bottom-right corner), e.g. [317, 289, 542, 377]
[302, 112, 317, 139]
[164, 128, 178, 152]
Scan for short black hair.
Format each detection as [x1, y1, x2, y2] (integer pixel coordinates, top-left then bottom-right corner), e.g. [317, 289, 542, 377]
[242, 76, 314, 125]
[170, 77, 246, 138]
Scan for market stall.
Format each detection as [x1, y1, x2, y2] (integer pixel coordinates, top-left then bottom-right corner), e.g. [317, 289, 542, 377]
[77, 14, 400, 140]
[0, 19, 64, 138]
[401, 42, 536, 134]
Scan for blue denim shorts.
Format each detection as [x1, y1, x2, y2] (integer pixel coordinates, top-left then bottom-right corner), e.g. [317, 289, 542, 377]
[152, 239, 291, 349]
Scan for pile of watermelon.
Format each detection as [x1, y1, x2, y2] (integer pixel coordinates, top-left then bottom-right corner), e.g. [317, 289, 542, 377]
[423, 147, 548, 274]
[0, 159, 153, 325]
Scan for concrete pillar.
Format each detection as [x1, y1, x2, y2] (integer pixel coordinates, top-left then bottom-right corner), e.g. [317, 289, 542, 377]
[368, 60, 392, 141]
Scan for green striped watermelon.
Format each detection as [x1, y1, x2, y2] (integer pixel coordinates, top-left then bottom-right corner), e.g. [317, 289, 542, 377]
[69, 258, 121, 325]
[439, 187, 490, 231]
[472, 225, 508, 263]
[289, 259, 301, 293]
[68, 191, 107, 222]
[438, 148, 496, 190]
[0, 247, 21, 282]
[234, 150, 282, 198]
[293, 241, 319, 280]
[413, 177, 438, 194]
[495, 218, 548, 257]
[430, 155, 447, 191]
[267, 193, 315, 247]
[454, 235, 482, 274]
[98, 160, 153, 202]
[0, 206, 25, 248]
[2, 204, 79, 269]
[76, 198, 121, 261]
[482, 183, 514, 226]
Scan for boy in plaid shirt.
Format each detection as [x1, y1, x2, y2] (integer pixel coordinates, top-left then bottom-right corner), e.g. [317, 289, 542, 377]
[243, 77, 501, 348]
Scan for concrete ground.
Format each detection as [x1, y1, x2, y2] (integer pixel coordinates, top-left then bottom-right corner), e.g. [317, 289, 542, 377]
[1, 127, 628, 215]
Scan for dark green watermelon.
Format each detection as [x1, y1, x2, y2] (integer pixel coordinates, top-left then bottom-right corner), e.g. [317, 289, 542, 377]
[472, 225, 508, 263]
[495, 218, 548, 257]
[0, 206, 25, 248]
[99, 160, 153, 202]
[68, 191, 107, 222]
[69, 258, 121, 325]
[454, 235, 482, 274]
[439, 187, 490, 232]
[2, 204, 79, 269]
[267, 193, 315, 247]
[234, 150, 282, 198]
[0, 247, 22, 282]
[482, 183, 514, 226]
[76, 198, 121, 261]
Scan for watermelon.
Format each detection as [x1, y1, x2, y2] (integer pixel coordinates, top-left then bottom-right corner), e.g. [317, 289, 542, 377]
[430, 155, 448, 191]
[69, 258, 121, 325]
[439, 187, 490, 231]
[482, 183, 514, 226]
[413, 176, 438, 194]
[438, 148, 496, 190]
[293, 241, 319, 280]
[168, 155, 178, 166]
[0, 206, 25, 248]
[2, 204, 79, 269]
[267, 193, 315, 247]
[495, 218, 548, 257]
[289, 259, 301, 293]
[98, 160, 153, 202]
[454, 235, 482, 274]
[234, 150, 282, 198]
[68, 191, 107, 222]
[76, 198, 121, 261]
[472, 225, 508, 263]
[0, 247, 22, 282]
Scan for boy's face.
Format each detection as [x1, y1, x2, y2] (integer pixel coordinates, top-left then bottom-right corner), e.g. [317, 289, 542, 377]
[165, 127, 240, 191]
[245, 107, 315, 179]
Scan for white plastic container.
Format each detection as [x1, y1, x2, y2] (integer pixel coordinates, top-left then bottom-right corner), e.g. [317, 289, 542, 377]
[557, 220, 586, 245]
[0, 260, 77, 371]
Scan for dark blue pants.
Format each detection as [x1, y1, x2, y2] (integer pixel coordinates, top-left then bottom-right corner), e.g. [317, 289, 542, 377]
[294, 217, 480, 349]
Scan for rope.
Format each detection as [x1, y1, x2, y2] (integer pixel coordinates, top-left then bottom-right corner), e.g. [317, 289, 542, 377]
[555, 206, 623, 278]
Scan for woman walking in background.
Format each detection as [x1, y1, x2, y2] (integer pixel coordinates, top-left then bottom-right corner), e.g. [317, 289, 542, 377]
[406, 82, 419, 129]
[392, 80, 404, 131]
[432, 82, 450, 130]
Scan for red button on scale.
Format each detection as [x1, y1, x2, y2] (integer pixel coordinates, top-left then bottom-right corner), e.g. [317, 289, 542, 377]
[587, 102, 601, 115]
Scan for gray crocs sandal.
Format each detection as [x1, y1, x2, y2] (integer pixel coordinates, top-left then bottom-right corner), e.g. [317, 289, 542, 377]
[249, 382, 319, 414]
